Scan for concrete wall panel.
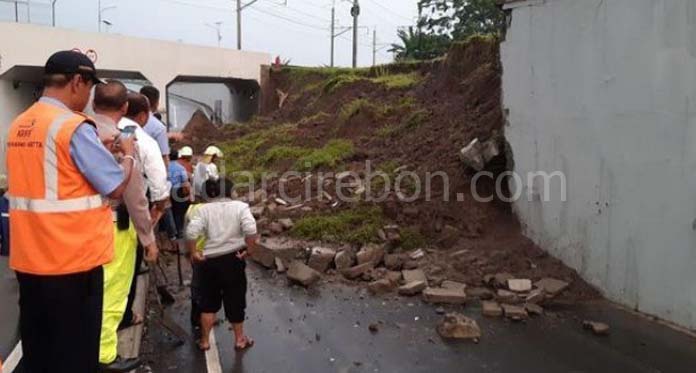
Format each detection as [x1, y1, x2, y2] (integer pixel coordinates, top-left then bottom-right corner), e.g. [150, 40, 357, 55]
[502, 0, 696, 329]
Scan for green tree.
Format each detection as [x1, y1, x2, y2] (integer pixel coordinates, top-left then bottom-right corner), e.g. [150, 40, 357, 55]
[389, 26, 451, 61]
[417, 0, 505, 40]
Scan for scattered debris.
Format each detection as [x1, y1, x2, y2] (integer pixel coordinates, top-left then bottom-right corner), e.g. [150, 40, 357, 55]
[525, 289, 546, 304]
[583, 321, 610, 336]
[274, 197, 289, 206]
[507, 279, 532, 293]
[467, 287, 494, 300]
[437, 313, 481, 341]
[534, 278, 570, 297]
[398, 281, 427, 296]
[409, 249, 425, 260]
[482, 301, 503, 317]
[287, 261, 321, 287]
[356, 244, 385, 266]
[384, 254, 405, 271]
[402, 269, 427, 285]
[441, 280, 467, 293]
[501, 304, 528, 321]
[334, 250, 355, 270]
[422, 288, 467, 304]
[278, 218, 294, 230]
[368, 278, 396, 295]
[341, 262, 374, 280]
[307, 247, 336, 273]
[275, 257, 287, 273]
[525, 303, 543, 316]
[368, 323, 379, 333]
[496, 289, 519, 304]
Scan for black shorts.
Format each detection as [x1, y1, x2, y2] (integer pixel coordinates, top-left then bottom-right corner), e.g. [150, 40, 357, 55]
[198, 252, 247, 323]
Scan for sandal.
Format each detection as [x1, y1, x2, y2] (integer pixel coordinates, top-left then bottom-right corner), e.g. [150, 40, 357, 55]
[235, 336, 254, 351]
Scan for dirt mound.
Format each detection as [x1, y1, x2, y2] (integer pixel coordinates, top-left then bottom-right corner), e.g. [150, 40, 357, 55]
[181, 110, 221, 153]
[186, 37, 599, 302]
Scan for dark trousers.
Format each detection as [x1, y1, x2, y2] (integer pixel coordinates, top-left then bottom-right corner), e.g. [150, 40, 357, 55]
[198, 253, 247, 323]
[17, 267, 103, 373]
[171, 196, 190, 241]
[121, 243, 144, 329]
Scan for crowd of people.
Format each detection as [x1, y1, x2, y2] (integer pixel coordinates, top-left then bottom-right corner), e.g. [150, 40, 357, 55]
[0, 50, 259, 372]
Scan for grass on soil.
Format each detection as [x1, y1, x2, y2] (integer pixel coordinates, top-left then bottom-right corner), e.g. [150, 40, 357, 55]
[291, 206, 385, 245]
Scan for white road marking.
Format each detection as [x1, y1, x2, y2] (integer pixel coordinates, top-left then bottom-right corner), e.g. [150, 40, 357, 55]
[4, 341, 22, 372]
[205, 328, 223, 373]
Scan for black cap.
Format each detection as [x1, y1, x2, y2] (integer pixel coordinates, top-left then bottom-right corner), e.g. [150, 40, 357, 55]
[45, 50, 103, 84]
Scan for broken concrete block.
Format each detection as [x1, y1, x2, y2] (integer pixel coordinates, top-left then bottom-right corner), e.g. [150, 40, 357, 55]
[278, 218, 294, 230]
[334, 250, 355, 270]
[496, 289, 520, 304]
[402, 269, 427, 285]
[274, 197, 289, 206]
[356, 244, 385, 266]
[535, 278, 570, 297]
[525, 303, 543, 316]
[449, 249, 469, 259]
[481, 301, 503, 317]
[385, 271, 402, 284]
[398, 281, 427, 296]
[307, 247, 336, 273]
[441, 280, 467, 293]
[501, 304, 528, 321]
[275, 257, 286, 273]
[489, 273, 515, 288]
[507, 279, 532, 293]
[422, 288, 467, 304]
[437, 313, 481, 340]
[269, 222, 284, 234]
[525, 289, 546, 304]
[341, 262, 374, 280]
[287, 261, 321, 287]
[409, 248, 425, 260]
[368, 278, 396, 295]
[467, 287, 494, 300]
[459, 138, 485, 171]
[583, 321, 610, 336]
[384, 254, 404, 271]
[250, 239, 302, 268]
[480, 138, 501, 163]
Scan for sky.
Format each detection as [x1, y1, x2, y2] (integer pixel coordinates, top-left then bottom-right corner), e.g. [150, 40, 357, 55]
[0, 0, 420, 67]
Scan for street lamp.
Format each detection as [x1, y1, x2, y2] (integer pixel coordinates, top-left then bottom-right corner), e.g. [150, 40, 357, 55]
[98, 0, 116, 32]
[205, 21, 223, 47]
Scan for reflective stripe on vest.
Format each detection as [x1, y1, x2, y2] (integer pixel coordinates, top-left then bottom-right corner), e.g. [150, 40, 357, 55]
[9, 111, 105, 213]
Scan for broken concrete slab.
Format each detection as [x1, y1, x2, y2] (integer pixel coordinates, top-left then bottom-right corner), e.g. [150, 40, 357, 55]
[496, 289, 520, 304]
[441, 280, 467, 293]
[487, 273, 515, 288]
[402, 269, 427, 285]
[422, 288, 467, 304]
[385, 271, 402, 284]
[275, 257, 287, 273]
[583, 321, 610, 336]
[459, 138, 485, 171]
[525, 303, 543, 316]
[307, 247, 336, 273]
[356, 244, 385, 266]
[507, 279, 532, 293]
[535, 278, 570, 297]
[341, 262, 374, 280]
[398, 281, 427, 296]
[481, 301, 503, 317]
[334, 250, 355, 270]
[287, 261, 321, 287]
[368, 278, 396, 295]
[408, 248, 425, 260]
[251, 239, 303, 269]
[384, 254, 404, 271]
[467, 287, 494, 300]
[525, 289, 546, 304]
[501, 304, 528, 321]
[437, 313, 481, 341]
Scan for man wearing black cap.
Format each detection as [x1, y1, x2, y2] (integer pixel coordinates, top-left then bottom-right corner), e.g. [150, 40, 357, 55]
[5, 50, 137, 373]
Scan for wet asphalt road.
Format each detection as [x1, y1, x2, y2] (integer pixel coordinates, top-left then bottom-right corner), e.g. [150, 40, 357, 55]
[143, 263, 696, 373]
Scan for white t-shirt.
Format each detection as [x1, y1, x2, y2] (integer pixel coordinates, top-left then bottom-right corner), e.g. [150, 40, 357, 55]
[193, 160, 220, 198]
[185, 199, 257, 258]
[118, 118, 170, 202]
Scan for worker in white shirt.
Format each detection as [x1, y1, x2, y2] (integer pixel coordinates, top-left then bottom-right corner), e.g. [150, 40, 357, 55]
[117, 92, 171, 329]
[193, 146, 223, 200]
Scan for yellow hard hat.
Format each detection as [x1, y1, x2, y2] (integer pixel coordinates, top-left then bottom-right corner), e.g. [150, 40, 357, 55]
[204, 145, 223, 158]
[179, 146, 193, 157]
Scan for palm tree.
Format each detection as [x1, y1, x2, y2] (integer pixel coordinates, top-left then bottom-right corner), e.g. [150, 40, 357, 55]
[389, 26, 451, 61]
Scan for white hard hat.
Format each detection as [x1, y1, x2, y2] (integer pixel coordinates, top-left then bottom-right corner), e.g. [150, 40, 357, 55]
[204, 145, 223, 158]
[179, 146, 193, 157]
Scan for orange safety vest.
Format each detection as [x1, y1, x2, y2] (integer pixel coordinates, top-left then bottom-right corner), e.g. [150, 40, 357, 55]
[6, 101, 114, 275]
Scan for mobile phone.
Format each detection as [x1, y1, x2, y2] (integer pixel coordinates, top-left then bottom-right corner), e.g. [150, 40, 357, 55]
[120, 125, 137, 139]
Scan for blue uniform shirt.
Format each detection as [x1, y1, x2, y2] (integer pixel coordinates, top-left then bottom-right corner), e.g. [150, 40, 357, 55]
[39, 97, 124, 196]
[168, 161, 188, 189]
[143, 114, 170, 156]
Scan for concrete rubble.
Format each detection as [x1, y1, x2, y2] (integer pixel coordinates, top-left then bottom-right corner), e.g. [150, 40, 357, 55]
[368, 278, 396, 295]
[422, 287, 467, 304]
[482, 301, 503, 317]
[501, 304, 528, 321]
[398, 281, 427, 296]
[459, 137, 501, 171]
[507, 279, 532, 293]
[334, 250, 355, 270]
[307, 247, 336, 273]
[287, 261, 321, 287]
[583, 321, 610, 336]
[534, 278, 570, 297]
[437, 313, 481, 341]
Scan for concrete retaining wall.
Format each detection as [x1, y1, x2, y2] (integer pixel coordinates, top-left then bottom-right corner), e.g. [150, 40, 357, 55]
[501, 0, 696, 329]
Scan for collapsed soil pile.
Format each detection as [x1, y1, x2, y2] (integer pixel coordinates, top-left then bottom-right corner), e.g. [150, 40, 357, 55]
[186, 36, 598, 303]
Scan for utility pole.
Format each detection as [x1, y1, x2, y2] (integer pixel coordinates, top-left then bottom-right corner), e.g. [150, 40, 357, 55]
[14, 1, 18, 22]
[52, 0, 57, 27]
[351, 0, 360, 68]
[330, 4, 335, 67]
[236, 0, 242, 50]
[372, 28, 376, 66]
